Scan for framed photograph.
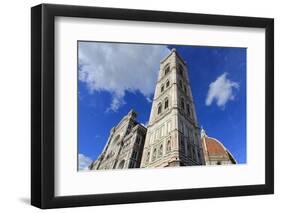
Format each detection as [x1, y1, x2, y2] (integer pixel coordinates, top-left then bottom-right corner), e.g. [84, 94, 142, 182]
[31, 3, 274, 209]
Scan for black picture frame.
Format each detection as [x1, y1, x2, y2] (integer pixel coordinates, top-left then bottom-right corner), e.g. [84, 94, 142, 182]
[31, 3, 274, 209]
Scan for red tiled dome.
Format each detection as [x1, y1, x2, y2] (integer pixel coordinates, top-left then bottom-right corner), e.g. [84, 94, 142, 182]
[205, 137, 228, 156]
[202, 135, 237, 164]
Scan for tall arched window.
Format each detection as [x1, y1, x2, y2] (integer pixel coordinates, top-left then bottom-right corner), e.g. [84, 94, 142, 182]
[157, 103, 162, 114]
[178, 64, 184, 76]
[164, 64, 170, 75]
[164, 98, 169, 109]
[158, 144, 163, 157]
[166, 80, 170, 88]
[152, 148, 157, 161]
[166, 140, 171, 153]
[161, 84, 164, 92]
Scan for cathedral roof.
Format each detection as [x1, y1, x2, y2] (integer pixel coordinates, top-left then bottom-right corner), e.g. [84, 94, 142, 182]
[201, 129, 237, 164]
[205, 137, 229, 157]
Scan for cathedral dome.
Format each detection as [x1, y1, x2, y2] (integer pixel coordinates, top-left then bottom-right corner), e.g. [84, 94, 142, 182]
[205, 137, 231, 158]
[201, 129, 237, 165]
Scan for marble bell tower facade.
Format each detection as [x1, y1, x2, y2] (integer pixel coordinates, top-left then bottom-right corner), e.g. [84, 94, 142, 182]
[140, 49, 205, 168]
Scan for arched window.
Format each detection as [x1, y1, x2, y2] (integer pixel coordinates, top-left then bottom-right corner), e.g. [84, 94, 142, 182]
[152, 148, 157, 161]
[181, 98, 185, 110]
[184, 85, 187, 94]
[164, 64, 170, 75]
[118, 160, 125, 169]
[157, 103, 162, 114]
[166, 140, 171, 153]
[164, 98, 169, 109]
[161, 84, 164, 92]
[158, 144, 163, 157]
[146, 151, 150, 163]
[166, 80, 170, 88]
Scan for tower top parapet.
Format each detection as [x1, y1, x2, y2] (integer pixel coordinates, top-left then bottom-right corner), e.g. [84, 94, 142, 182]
[160, 48, 186, 65]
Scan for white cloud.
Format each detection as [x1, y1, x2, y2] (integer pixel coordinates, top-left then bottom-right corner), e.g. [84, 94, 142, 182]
[78, 153, 92, 171]
[205, 72, 239, 108]
[146, 96, 153, 103]
[79, 42, 170, 112]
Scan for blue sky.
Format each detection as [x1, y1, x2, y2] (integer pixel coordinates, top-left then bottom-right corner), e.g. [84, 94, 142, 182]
[78, 41, 246, 170]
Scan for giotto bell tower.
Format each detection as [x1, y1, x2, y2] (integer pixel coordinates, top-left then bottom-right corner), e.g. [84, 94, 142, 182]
[140, 49, 205, 168]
